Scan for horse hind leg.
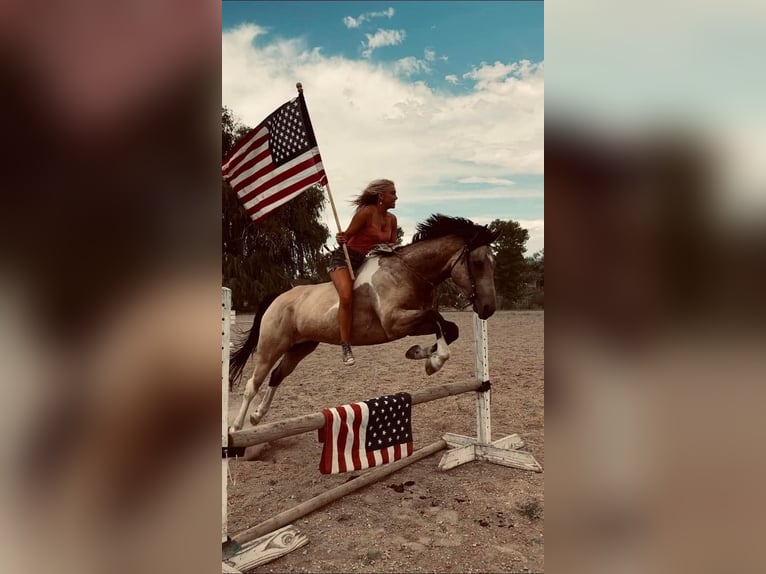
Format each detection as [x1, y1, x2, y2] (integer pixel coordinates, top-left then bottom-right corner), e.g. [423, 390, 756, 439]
[229, 356, 274, 433]
[249, 341, 319, 425]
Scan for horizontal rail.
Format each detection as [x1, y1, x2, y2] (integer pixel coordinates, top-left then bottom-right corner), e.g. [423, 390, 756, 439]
[231, 439, 447, 546]
[228, 379, 482, 448]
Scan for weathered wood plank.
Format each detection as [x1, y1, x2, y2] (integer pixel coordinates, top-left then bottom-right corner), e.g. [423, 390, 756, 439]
[443, 432, 524, 450]
[477, 444, 542, 472]
[490, 433, 525, 450]
[438, 443, 476, 471]
[224, 524, 309, 572]
[229, 381, 482, 448]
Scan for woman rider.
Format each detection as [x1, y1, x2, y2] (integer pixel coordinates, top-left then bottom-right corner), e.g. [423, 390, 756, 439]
[328, 179, 399, 365]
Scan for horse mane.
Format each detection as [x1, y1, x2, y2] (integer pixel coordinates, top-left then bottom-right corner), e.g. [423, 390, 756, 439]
[411, 214, 499, 248]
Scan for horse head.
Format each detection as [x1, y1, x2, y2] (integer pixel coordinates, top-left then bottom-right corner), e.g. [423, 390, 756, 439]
[450, 243, 498, 320]
[413, 214, 500, 320]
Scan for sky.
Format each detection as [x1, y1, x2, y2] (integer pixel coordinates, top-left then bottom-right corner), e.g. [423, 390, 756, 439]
[222, 1, 544, 253]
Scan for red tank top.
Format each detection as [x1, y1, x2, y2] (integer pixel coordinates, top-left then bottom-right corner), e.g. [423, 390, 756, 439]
[347, 225, 391, 255]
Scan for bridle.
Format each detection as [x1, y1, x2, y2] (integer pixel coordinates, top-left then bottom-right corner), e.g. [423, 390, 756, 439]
[392, 239, 479, 304]
[447, 243, 477, 304]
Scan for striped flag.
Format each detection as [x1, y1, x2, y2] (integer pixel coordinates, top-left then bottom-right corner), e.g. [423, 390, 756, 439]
[222, 91, 326, 223]
[318, 392, 414, 475]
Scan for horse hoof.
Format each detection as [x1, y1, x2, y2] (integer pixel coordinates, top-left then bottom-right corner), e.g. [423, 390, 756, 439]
[249, 413, 261, 426]
[425, 362, 436, 376]
[406, 345, 429, 360]
[228, 425, 239, 434]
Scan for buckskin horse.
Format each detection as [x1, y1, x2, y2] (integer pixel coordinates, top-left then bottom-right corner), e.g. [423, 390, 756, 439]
[228, 214, 499, 432]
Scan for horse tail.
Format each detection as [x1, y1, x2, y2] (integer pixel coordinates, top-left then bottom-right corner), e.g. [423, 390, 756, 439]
[229, 292, 283, 385]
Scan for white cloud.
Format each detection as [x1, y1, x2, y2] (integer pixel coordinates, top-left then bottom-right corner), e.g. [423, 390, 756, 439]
[393, 56, 431, 76]
[458, 177, 515, 185]
[445, 74, 459, 84]
[222, 24, 543, 241]
[424, 49, 436, 61]
[405, 189, 541, 203]
[471, 217, 544, 254]
[362, 28, 406, 57]
[343, 16, 361, 28]
[343, 7, 395, 29]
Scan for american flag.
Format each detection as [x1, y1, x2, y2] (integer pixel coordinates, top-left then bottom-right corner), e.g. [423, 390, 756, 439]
[318, 392, 414, 475]
[221, 92, 326, 223]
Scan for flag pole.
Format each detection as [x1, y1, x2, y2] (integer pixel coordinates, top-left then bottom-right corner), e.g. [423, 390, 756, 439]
[297, 82, 355, 280]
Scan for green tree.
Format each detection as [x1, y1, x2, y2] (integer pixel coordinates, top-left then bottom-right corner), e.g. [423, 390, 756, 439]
[525, 249, 544, 289]
[435, 280, 471, 310]
[518, 249, 544, 309]
[488, 219, 530, 309]
[222, 107, 331, 310]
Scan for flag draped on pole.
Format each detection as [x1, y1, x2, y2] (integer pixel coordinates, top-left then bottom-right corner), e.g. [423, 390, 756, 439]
[222, 91, 326, 223]
[317, 392, 414, 475]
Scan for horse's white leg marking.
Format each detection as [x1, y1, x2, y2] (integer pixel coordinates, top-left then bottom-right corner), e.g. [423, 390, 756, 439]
[405, 343, 434, 360]
[250, 385, 278, 425]
[229, 373, 256, 433]
[426, 329, 451, 375]
[229, 360, 271, 432]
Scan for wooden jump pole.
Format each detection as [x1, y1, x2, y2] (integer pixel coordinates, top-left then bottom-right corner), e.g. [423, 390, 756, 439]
[231, 439, 447, 546]
[222, 287, 232, 544]
[228, 379, 483, 448]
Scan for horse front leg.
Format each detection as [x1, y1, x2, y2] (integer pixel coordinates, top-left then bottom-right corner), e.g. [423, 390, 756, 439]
[389, 309, 459, 376]
[424, 320, 449, 375]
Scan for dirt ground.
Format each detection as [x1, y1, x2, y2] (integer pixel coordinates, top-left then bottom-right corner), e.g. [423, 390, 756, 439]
[226, 310, 544, 573]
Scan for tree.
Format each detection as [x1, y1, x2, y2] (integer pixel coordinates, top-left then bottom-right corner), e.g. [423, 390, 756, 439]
[488, 219, 530, 308]
[519, 249, 544, 309]
[222, 107, 331, 310]
[525, 249, 544, 290]
[434, 280, 471, 310]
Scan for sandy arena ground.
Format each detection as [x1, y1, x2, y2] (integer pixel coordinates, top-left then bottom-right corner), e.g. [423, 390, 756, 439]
[226, 310, 544, 573]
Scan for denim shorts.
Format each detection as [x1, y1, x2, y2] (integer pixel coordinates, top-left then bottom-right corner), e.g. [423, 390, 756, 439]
[327, 246, 365, 273]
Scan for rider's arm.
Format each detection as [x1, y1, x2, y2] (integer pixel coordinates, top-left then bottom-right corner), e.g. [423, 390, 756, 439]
[388, 213, 399, 246]
[336, 206, 372, 244]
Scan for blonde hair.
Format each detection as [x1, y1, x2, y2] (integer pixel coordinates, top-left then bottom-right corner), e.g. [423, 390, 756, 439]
[351, 179, 395, 210]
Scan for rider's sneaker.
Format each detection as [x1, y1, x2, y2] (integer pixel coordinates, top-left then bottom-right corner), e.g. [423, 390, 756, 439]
[341, 342, 355, 366]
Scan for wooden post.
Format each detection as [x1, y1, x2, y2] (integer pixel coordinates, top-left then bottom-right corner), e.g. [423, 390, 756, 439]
[223, 287, 309, 573]
[473, 313, 492, 444]
[222, 288, 231, 544]
[438, 313, 542, 473]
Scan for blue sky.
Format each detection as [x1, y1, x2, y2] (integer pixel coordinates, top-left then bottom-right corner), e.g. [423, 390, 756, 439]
[222, 1, 544, 253]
